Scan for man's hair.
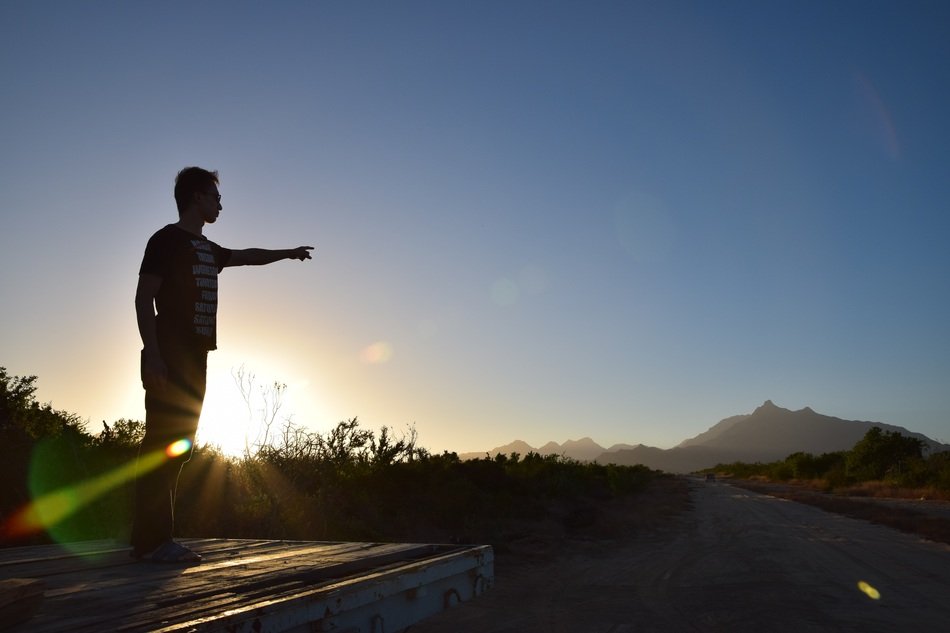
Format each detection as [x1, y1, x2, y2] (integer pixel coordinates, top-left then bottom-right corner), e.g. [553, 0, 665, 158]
[174, 167, 219, 214]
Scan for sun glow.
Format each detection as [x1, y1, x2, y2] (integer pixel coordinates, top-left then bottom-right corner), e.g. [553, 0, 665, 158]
[195, 388, 263, 458]
[196, 366, 324, 457]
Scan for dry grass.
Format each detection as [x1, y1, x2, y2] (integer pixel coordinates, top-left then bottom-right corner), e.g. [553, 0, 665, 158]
[770, 478, 950, 501]
[731, 479, 950, 545]
[832, 481, 950, 501]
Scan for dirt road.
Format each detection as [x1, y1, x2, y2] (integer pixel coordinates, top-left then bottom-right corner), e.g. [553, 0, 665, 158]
[409, 478, 950, 632]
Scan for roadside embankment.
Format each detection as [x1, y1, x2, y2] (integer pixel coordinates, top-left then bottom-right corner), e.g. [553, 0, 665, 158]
[727, 478, 950, 545]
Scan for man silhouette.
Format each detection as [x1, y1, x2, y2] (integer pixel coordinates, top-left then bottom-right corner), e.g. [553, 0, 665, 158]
[131, 166, 313, 563]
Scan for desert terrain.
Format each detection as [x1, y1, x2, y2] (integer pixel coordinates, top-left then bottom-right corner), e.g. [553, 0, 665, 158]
[410, 477, 950, 632]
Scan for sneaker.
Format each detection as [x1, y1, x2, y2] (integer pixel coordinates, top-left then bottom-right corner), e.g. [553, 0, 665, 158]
[133, 540, 202, 564]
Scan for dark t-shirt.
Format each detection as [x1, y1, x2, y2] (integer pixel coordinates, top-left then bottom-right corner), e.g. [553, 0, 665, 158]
[139, 224, 232, 351]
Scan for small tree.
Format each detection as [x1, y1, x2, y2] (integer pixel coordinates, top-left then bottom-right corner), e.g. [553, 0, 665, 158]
[847, 427, 923, 482]
[1, 367, 92, 520]
[94, 419, 145, 449]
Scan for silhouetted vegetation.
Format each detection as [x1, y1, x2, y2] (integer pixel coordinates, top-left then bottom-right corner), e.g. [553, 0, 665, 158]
[707, 426, 950, 496]
[14, 363, 944, 551]
[0, 367, 657, 549]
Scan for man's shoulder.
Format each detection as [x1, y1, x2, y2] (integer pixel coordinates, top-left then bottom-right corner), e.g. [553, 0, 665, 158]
[149, 223, 182, 239]
[144, 223, 171, 243]
[141, 225, 194, 269]
[146, 224, 195, 247]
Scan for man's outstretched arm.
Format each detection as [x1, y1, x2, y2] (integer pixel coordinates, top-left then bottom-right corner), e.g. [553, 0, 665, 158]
[226, 246, 314, 267]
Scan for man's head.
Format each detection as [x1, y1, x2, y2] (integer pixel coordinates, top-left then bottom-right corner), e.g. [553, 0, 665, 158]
[174, 167, 221, 221]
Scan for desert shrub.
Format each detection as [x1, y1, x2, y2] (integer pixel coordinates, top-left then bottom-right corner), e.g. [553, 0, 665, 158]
[719, 429, 950, 494]
[0, 366, 664, 548]
[710, 461, 772, 479]
[0, 368, 107, 544]
[846, 427, 923, 482]
[925, 452, 950, 490]
[782, 451, 846, 481]
[183, 427, 660, 544]
[768, 461, 794, 481]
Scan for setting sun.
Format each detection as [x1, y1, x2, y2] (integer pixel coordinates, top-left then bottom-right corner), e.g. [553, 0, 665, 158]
[196, 374, 268, 458]
[195, 365, 329, 457]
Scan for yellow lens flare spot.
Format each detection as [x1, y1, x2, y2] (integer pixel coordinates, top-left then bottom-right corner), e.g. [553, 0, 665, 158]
[166, 438, 193, 458]
[857, 581, 881, 600]
[361, 341, 393, 364]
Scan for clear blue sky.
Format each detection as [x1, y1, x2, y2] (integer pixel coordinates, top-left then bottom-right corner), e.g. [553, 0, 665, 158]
[2, 1, 948, 454]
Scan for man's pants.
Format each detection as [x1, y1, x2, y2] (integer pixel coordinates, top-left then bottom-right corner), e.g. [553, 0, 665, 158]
[130, 344, 207, 555]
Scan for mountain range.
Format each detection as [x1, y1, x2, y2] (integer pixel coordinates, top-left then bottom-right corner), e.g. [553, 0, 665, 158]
[458, 400, 949, 473]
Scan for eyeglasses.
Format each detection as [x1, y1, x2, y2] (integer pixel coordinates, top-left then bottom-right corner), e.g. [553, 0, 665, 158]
[207, 192, 221, 203]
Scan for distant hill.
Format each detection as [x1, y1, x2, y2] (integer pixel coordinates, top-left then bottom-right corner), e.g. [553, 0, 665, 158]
[600, 400, 949, 473]
[675, 413, 750, 449]
[460, 401, 949, 473]
[458, 437, 607, 462]
[474, 440, 536, 458]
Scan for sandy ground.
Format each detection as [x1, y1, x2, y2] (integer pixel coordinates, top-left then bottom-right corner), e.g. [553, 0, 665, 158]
[408, 477, 950, 632]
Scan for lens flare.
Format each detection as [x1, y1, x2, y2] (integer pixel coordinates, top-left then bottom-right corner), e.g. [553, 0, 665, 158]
[854, 72, 901, 160]
[490, 278, 519, 306]
[518, 264, 549, 295]
[4, 449, 166, 543]
[612, 191, 674, 264]
[166, 438, 193, 458]
[361, 341, 393, 364]
[857, 581, 881, 600]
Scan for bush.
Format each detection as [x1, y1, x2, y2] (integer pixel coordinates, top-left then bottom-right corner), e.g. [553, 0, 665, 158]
[713, 429, 949, 495]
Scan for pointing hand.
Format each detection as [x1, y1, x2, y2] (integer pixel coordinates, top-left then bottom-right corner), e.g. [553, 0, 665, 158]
[291, 246, 314, 261]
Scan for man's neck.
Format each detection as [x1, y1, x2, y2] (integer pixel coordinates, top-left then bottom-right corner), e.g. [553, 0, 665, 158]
[174, 216, 204, 236]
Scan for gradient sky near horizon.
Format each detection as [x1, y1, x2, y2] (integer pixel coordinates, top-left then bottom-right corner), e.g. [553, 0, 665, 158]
[2, 1, 949, 455]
